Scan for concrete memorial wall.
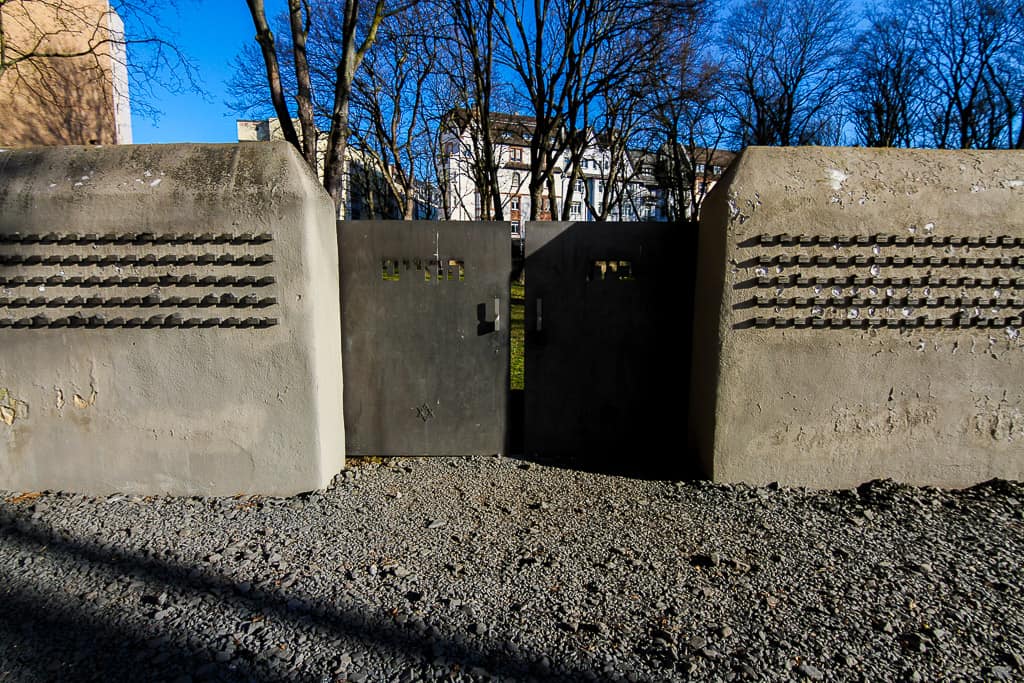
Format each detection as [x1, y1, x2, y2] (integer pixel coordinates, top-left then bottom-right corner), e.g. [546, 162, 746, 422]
[691, 147, 1024, 489]
[0, 142, 344, 495]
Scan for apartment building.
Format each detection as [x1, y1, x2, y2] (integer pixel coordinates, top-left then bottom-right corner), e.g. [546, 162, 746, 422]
[440, 111, 734, 232]
[0, 0, 131, 147]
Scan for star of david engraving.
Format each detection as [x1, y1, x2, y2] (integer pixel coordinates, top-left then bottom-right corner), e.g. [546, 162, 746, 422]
[415, 404, 434, 422]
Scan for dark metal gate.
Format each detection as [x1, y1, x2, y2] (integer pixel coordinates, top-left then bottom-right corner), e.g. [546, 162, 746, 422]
[523, 221, 692, 472]
[338, 221, 510, 456]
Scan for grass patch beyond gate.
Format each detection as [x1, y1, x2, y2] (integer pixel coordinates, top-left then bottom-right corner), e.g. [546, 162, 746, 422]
[511, 281, 524, 390]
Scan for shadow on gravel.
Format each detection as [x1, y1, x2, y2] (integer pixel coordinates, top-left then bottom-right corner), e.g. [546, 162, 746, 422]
[506, 451, 704, 482]
[0, 580, 268, 683]
[0, 518, 596, 682]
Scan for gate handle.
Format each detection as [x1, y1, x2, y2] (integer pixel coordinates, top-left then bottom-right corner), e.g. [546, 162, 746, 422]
[477, 297, 501, 335]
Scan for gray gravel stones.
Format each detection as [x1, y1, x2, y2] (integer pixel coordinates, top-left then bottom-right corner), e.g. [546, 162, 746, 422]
[0, 458, 1022, 682]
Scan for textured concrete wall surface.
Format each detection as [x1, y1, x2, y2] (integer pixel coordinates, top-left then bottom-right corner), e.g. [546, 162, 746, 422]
[691, 147, 1024, 489]
[0, 142, 344, 495]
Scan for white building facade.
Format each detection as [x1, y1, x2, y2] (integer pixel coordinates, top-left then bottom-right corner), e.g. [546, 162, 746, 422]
[439, 113, 732, 231]
[440, 114, 665, 231]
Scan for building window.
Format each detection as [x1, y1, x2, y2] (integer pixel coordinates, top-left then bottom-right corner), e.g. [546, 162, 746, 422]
[511, 220, 521, 233]
[696, 163, 706, 173]
[510, 196, 520, 211]
[570, 202, 582, 218]
[574, 179, 585, 193]
[510, 147, 523, 162]
[713, 165, 722, 175]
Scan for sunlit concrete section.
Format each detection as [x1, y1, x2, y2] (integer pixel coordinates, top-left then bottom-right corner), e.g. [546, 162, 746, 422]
[0, 142, 344, 495]
[691, 146, 1024, 489]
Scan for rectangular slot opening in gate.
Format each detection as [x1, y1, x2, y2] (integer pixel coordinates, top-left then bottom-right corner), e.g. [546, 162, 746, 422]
[591, 260, 634, 281]
[448, 259, 466, 281]
[382, 258, 399, 281]
[384, 257, 466, 282]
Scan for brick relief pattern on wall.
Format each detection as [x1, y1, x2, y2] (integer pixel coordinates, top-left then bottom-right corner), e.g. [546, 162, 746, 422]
[737, 233, 1024, 331]
[0, 232, 280, 329]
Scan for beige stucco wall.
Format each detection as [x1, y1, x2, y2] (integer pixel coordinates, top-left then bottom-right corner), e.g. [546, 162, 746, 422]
[691, 147, 1024, 489]
[0, 0, 127, 147]
[0, 142, 344, 495]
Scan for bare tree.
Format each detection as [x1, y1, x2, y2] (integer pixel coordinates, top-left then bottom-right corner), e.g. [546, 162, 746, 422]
[241, 0, 416, 214]
[646, 2, 727, 221]
[434, 0, 506, 220]
[848, 6, 924, 147]
[583, 87, 650, 221]
[243, 0, 304, 157]
[498, 0, 692, 221]
[721, 0, 850, 147]
[653, 62, 728, 220]
[496, 0, 568, 220]
[911, 0, 1024, 149]
[349, 2, 439, 219]
[987, 57, 1024, 149]
[0, 0, 200, 143]
[556, 1, 665, 221]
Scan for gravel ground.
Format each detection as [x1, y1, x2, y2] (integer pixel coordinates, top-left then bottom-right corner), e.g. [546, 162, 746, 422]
[0, 456, 1022, 683]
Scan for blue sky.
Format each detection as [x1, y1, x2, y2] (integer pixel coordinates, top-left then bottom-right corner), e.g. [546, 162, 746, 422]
[129, 0, 869, 145]
[130, 1, 283, 144]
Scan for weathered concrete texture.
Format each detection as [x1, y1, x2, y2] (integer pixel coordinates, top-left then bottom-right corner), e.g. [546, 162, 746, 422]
[0, 142, 344, 495]
[691, 146, 1024, 489]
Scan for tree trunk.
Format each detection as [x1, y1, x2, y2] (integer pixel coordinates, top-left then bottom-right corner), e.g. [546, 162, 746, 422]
[527, 138, 544, 220]
[546, 170, 558, 219]
[489, 173, 503, 221]
[323, 72, 351, 217]
[245, 0, 301, 153]
[288, 0, 317, 168]
[529, 181, 543, 220]
[441, 177, 453, 219]
[561, 166, 578, 221]
[477, 110, 503, 221]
